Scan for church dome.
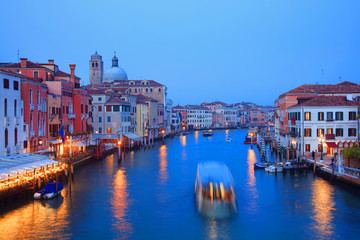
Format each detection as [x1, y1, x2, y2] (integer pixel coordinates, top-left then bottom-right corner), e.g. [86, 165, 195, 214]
[103, 53, 128, 82]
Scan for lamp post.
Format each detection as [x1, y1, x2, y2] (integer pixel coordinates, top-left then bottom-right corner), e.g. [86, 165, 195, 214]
[161, 129, 165, 143]
[291, 139, 296, 162]
[250, 132, 253, 149]
[319, 135, 324, 162]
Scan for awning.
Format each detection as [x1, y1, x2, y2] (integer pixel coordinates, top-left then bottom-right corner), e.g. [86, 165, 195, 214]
[326, 142, 337, 148]
[123, 133, 141, 141]
[72, 141, 87, 147]
[49, 139, 62, 144]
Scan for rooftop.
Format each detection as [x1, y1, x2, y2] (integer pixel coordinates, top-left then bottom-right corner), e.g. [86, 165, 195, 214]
[289, 96, 359, 108]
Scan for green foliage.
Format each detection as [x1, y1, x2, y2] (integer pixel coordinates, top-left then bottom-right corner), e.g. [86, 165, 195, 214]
[342, 145, 360, 159]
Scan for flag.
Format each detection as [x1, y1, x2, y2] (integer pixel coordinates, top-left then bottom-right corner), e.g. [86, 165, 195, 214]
[58, 124, 65, 143]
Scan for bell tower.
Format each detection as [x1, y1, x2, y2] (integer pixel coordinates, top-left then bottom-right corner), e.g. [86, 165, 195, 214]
[89, 51, 103, 85]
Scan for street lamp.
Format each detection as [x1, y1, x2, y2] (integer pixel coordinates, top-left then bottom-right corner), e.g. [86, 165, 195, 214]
[319, 135, 324, 162]
[117, 140, 122, 160]
[161, 129, 165, 143]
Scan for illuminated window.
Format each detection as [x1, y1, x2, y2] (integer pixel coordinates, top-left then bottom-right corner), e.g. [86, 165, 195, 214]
[349, 112, 356, 120]
[107, 127, 111, 133]
[305, 144, 310, 152]
[317, 129, 324, 137]
[326, 128, 333, 134]
[335, 128, 343, 137]
[304, 128, 311, 137]
[318, 112, 324, 121]
[304, 112, 311, 121]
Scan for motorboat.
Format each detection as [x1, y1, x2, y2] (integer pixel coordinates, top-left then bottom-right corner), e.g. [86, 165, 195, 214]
[203, 130, 213, 137]
[34, 182, 64, 200]
[265, 164, 283, 173]
[244, 128, 257, 144]
[195, 161, 237, 218]
[226, 137, 232, 142]
[254, 162, 268, 169]
[283, 162, 294, 170]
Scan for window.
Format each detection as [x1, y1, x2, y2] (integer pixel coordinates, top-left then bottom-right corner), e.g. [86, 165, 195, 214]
[150, 88, 153, 92]
[14, 100, 17, 116]
[33, 71, 39, 78]
[326, 128, 333, 134]
[335, 112, 343, 121]
[13, 81, 19, 90]
[99, 117, 102, 123]
[146, 88, 148, 92]
[317, 128, 324, 137]
[318, 112, 324, 121]
[349, 111, 356, 120]
[14, 128, 17, 145]
[106, 106, 112, 112]
[305, 144, 310, 152]
[98, 97, 102, 101]
[4, 98, 7, 116]
[107, 116, 111, 122]
[326, 112, 333, 121]
[3, 78, 9, 89]
[107, 127, 111, 133]
[113, 105, 120, 112]
[37, 90, 40, 104]
[304, 128, 311, 137]
[24, 140, 28, 149]
[158, 88, 161, 92]
[99, 127, 102, 134]
[96, 62, 98, 67]
[81, 104, 83, 113]
[318, 144, 322, 152]
[305, 112, 311, 121]
[97, 105, 102, 112]
[335, 128, 343, 137]
[348, 128, 356, 137]
[5, 128, 8, 147]
[92, 63, 94, 67]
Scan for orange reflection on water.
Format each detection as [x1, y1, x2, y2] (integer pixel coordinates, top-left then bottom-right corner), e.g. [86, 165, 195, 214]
[180, 136, 186, 146]
[195, 131, 199, 144]
[112, 168, 132, 237]
[247, 149, 256, 188]
[159, 145, 168, 184]
[311, 178, 335, 237]
[0, 190, 71, 239]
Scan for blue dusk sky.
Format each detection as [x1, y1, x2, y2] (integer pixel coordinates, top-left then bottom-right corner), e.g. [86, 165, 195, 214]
[1, 0, 360, 106]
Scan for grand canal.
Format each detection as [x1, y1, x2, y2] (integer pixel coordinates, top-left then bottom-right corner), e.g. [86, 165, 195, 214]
[1, 129, 360, 239]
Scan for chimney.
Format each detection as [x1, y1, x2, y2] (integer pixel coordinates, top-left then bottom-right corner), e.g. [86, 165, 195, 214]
[48, 59, 54, 64]
[69, 64, 76, 76]
[20, 58, 27, 68]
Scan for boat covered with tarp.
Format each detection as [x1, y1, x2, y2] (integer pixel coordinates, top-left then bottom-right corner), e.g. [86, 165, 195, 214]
[34, 182, 63, 200]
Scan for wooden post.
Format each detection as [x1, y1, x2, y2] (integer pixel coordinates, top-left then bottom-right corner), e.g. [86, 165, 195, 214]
[313, 154, 317, 176]
[56, 171, 58, 193]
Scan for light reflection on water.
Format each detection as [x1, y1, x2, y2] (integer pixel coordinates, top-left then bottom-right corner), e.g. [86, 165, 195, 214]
[180, 135, 186, 146]
[311, 178, 335, 238]
[111, 168, 132, 238]
[159, 145, 168, 184]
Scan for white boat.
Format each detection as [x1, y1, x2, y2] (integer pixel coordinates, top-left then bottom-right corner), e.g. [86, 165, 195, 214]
[283, 162, 294, 170]
[195, 161, 237, 218]
[265, 164, 283, 173]
[226, 137, 232, 142]
[34, 182, 64, 200]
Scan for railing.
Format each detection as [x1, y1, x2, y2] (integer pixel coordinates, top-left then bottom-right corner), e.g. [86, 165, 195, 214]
[342, 166, 360, 179]
[4, 117, 10, 126]
[69, 113, 76, 119]
[14, 117, 20, 125]
[5, 147, 10, 156]
[38, 129, 45, 137]
[38, 104, 43, 112]
[30, 130, 35, 138]
[30, 103, 34, 111]
[15, 145, 20, 154]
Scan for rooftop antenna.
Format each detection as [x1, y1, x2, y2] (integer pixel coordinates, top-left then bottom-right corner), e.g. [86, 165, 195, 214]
[321, 69, 324, 84]
[17, 49, 20, 62]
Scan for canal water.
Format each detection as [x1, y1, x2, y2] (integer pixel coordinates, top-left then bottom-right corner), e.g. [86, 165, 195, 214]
[1, 130, 360, 239]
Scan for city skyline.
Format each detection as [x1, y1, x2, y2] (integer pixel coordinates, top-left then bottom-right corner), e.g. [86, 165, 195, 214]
[1, 0, 360, 106]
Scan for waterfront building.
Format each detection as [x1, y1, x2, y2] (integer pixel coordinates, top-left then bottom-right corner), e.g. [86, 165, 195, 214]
[274, 81, 360, 146]
[249, 109, 266, 127]
[213, 105, 237, 128]
[288, 95, 359, 157]
[172, 105, 188, 129]
[136, 98, 149, 141]
[136, 94, 159, 141]
[2, 58, 93, 142]
[89, 51, 104, 85]
[120, 94, 137, 133]
[0, 70, 27, 156]
[184, 105, 212, 129]
[47, 93, 61, 137]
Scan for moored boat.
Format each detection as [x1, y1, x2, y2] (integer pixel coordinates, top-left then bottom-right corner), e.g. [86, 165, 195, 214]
[244, 128, 258, 144]
[195, 161, 237, 218]
[283, 162, 294, 170]
[254, 162, 268, 169]
[203, 130, 213, 137]
[34, 182, 64, 200]
[226, 137, 232, 142]
[265, 164, 283, 173]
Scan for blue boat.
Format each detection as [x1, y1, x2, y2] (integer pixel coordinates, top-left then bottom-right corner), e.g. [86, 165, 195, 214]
[34, 182, 64, 200]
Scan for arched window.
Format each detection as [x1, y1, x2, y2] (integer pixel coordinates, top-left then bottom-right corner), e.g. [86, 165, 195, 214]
[158, 88, 161, 92]
[4, 98, 7, 116]
[5, 128, 8, 147]
[92, 63, 94, 67]
[14, 99, 17, 116]
[146, 88, 148, 92]
[29, 89, 32, 104]
[14, 128, 17, 145]
[96, 62, 98, 67]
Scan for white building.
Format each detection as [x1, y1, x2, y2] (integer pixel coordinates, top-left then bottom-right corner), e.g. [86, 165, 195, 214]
[185, 105, 212, 129]
[0, 70, 27, 156]
[288, 95, 359, 157]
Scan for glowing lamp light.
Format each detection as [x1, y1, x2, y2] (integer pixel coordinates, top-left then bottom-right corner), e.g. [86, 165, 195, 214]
[38, 140, 43, 145]
[117, 141, 122, 145]
[161, 130, 165, 134]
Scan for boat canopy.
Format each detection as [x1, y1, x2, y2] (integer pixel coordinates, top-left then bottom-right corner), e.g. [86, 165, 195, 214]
[198, 161, 234, 188]
[38, 182, 64, 194]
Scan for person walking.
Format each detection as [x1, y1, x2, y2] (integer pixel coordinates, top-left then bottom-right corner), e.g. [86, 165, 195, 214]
[312, 150, 315, 160]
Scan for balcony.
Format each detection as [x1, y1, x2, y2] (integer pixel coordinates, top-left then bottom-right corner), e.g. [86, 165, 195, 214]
[30, 130, 35, 138]
[38, 104, 43, 112]
[69, 113, 76, 119]
[50, 114, 58, 121]
[82, 113, 85, 120]
[38, 129, 45, 137]
[4, 147, 10, 156]
[30, 103, 34, 111]
[14, 117, 20, 125]
[325, 134, 335, 140]
[326, 119, 334, 122]
[15, 145, 20, 154]
[4, 116, 10, 126]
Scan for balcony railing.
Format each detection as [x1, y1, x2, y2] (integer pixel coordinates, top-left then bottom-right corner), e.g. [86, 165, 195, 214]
[15, 145, 20, 154]
[69, 113, 76, 119]
[14, 117, 20, 125]
[5, 147, 10, 156]
[30, 130, 35, 138]
[4, 116, 10, 126]
[30, 103, 34, 111]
